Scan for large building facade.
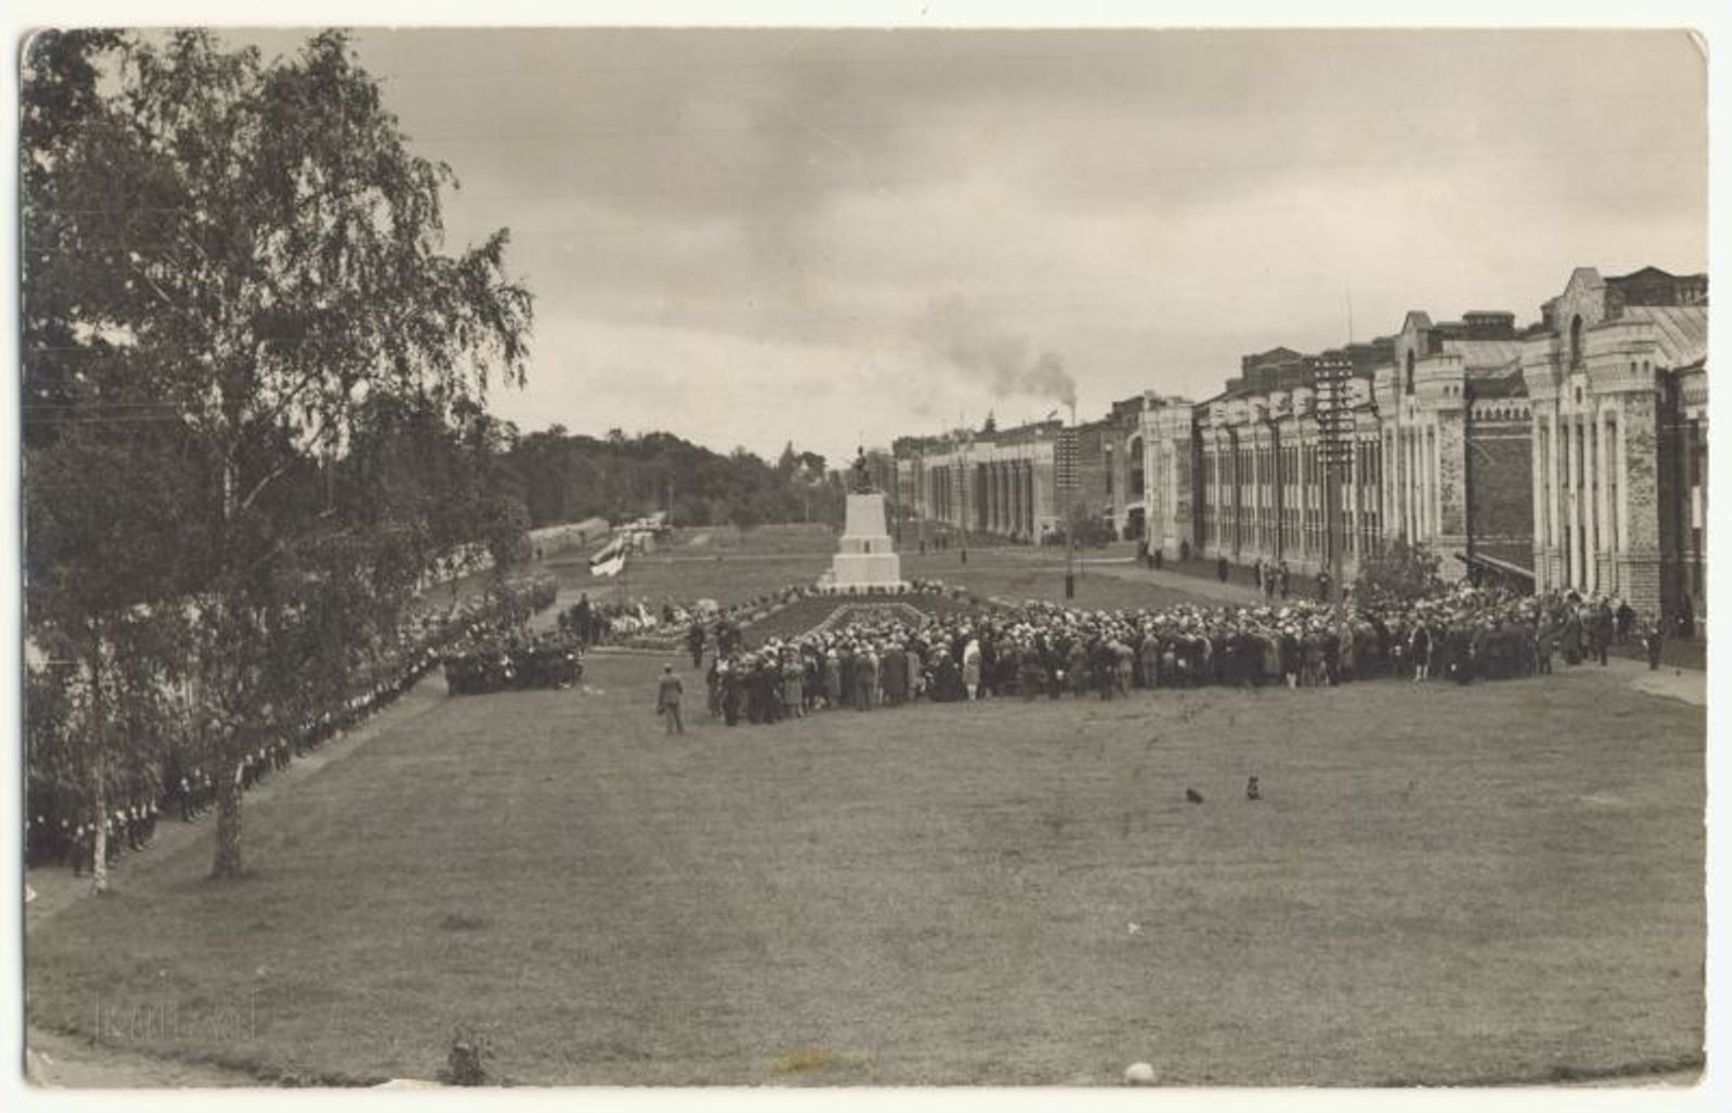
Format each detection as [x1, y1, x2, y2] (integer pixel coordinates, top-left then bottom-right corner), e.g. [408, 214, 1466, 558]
[1188, 340, 1393, 578]
[894, 421, 1064, 544]
[1375, 309, 1536, 583]
[1138, 396, 1197, 557]
[1521, 267, 1707, 617]
[888, 263, 1705, 619]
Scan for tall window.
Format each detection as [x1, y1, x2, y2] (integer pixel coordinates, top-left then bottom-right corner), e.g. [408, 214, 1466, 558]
[1405, 349, 1416, 394]
[1570, 315, 1584, 371]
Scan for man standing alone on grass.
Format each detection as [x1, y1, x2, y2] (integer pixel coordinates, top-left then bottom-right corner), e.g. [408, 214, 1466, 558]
[657, 664, 684, 735]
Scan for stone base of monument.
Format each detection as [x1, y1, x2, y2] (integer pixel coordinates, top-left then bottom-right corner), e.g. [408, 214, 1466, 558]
[819, 492, 909, 594]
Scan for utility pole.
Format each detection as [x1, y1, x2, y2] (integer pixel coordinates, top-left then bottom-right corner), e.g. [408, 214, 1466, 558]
[1315, 354, 1352, 603]
[916, 456, 926, 554]
[960, 430, 971, 566]
[1063, 402, 1078, 599]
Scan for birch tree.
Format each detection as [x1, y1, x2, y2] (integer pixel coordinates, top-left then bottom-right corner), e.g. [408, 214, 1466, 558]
[23, 29, 533, 879]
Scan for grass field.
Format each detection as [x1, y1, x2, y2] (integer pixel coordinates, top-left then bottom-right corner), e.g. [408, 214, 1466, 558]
[545, 523, 1218, 620]
[25, 647, 1705, 1086]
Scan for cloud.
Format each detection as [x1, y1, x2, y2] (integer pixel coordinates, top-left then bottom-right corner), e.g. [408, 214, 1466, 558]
[246, 27, 1708, 458]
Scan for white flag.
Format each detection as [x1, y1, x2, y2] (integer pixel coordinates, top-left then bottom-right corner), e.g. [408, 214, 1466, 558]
[591, 554, 626, 578]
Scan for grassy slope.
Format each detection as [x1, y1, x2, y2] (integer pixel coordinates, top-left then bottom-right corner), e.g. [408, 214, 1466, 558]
[26, 652, 1703, 1086]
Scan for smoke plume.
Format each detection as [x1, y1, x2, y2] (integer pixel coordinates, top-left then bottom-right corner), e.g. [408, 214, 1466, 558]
[913, 301, 1077, 411]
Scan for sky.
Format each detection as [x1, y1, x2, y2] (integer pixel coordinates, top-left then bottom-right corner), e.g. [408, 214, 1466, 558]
[229, 27, 1706, 464]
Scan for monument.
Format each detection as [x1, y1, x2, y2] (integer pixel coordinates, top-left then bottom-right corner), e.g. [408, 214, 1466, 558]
[817, 449, 908, 594]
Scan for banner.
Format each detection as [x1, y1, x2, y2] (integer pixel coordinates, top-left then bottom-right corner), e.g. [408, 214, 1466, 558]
[591, 554, 626, 578]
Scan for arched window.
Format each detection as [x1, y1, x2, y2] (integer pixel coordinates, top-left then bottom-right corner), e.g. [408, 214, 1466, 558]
[1404, 349, 1416, 394]
[1569, 315, 1584, 370]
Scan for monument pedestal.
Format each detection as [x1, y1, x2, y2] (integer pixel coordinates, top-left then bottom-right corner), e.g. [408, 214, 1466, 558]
[819, 492, 908, 593]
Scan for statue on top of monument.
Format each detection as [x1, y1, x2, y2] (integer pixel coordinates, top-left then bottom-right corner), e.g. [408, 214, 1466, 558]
[851, 444, 875, 493]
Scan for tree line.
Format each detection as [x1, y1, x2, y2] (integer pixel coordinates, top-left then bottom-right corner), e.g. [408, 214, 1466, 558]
[500, 428, 847, 533]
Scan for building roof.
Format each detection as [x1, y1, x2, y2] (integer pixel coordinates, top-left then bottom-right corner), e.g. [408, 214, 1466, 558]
[1619, 305, 1708, 369]
[1441, 336, 1522, 372]
[1610, 264, 1677, 284]
[1468, 365, 1528, 398]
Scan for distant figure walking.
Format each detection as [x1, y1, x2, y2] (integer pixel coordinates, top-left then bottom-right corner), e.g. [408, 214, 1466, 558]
[1246, 775, 1261, 801]
[657, 664, 684, 735]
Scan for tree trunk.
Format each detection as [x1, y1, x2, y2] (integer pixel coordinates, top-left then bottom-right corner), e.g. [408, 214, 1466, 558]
[89, 770, 109, 896]
[87, 646, 109, 895]
[210, 753, 244, 879]
[211, 453, 246, 881]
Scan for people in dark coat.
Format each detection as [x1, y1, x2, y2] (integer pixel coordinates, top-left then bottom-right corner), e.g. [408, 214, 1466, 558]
[1409, 621, 1433, 682]
[855, 649, 878, 710]
[881, 645, 908, 705]
[1559, 607, 1584, 665]
[1644, 623, 1665, 670]
[721, 662, 741, 725]
[1591, 602, 1614, 667]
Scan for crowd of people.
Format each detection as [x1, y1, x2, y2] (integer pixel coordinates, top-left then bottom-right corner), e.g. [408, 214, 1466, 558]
[442, 632, 583, 694]
[25, 575, 561, 873]
[30, 554, 1684, 873]
[559, 579, 968, 652]
[680, 582, 1675, 728]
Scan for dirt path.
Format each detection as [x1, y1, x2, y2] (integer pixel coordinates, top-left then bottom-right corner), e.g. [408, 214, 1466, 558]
[1623, 660, 1706, 706]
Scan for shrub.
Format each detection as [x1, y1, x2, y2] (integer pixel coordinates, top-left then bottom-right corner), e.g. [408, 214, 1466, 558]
[1354, 539, 1443, 603]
